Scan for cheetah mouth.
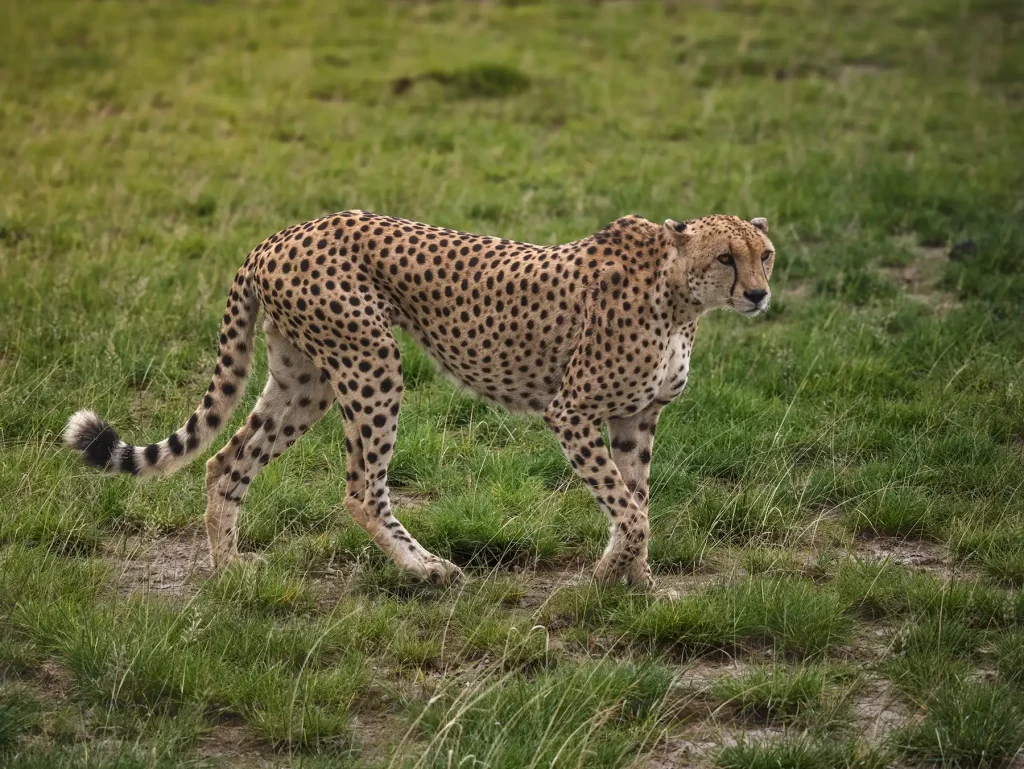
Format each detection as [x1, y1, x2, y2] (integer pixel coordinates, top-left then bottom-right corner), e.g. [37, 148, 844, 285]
[731, 301, 767, 317]
[728, 296, 770, 317]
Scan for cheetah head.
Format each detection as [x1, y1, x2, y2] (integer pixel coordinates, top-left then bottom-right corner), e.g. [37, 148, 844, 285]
[663, 215, 776, 317]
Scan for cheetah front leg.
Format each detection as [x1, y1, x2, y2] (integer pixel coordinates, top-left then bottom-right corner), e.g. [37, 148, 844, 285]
[320, 325, 462, 587]
[544, 399, 654, 589]
[608, 404, 663, 586]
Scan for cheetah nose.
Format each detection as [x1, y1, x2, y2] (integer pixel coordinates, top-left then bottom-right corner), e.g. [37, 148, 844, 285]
[744, 289, 768, 305]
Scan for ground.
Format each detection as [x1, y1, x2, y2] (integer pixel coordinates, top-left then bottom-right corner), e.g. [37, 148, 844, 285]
[1, 0, 1023, 767]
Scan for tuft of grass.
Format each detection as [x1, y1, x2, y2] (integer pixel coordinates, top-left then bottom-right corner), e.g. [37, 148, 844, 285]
[950, 524, 1024, 585]
[416, 485, 563, 568]
[2, 745, 198, 769]
[892, 681, 1024, 768]
[542, 582, 645, 629]
[738, 547, 805, 577]
[409, 662, 674, 769]
[93, 702, 209, 763]
[238, 660, 370, 754]
[717, 735, 889, 769]
[832, 561, 1014, 628]
[412, 64, 532, 100]
[0, 684, 43, 751]
[995, 632, 1024, 689]
[623, 577, 853, 657]
[456, 614, 553, 671]
[891, 616, 982, 660]
[201, 561, 320, 616]
[0, 633, 45, 679]
[54, 602, 217, 712]
[708, 664, 859, 726]
[884, 617, 983, 703]
[845, 487, 952, 538]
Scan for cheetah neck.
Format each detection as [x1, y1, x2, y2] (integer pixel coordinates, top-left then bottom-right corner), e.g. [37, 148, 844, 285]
[663, 250, 705, 327]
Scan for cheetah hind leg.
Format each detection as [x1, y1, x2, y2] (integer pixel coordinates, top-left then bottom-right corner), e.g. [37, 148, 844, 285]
[204, 325, 335, 569]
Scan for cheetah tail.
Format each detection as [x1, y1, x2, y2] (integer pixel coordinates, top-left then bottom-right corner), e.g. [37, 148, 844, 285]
[64, 264, 260, 478]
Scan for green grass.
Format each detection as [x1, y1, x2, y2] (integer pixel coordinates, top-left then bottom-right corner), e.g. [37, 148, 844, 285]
[707, 663, 860, 727]
[717, 737, 889, 769]
[622, 578, 854, 658]
[996, 632, 1024, 689]
[950, 523, 1024, 585]
[892, 681, 1024, 768]
[884, 616, 983, 703]
[408, 662, 674, 769]
[2, 0, 1023, 765]
[0, 685, 43, 752]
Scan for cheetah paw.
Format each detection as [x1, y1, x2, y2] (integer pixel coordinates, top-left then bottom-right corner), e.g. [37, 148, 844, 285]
[594, 556, 655, 590]
[624, 561, 655, 590]
[215, 551, 268, 570]
[419, 557, 463, 587]
[593, 556, 628, 585]
[237, 552, 269, 566]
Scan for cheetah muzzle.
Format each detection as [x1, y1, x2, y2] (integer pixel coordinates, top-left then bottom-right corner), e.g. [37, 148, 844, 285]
[65, 211, 776, 589]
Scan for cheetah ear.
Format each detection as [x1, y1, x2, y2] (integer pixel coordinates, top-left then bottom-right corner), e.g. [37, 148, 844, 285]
[751, 217, 769, 234]
[663, 219, 691, 242]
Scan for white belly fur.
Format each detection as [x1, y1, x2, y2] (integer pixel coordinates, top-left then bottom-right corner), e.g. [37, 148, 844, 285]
[655, 333, 691, 403]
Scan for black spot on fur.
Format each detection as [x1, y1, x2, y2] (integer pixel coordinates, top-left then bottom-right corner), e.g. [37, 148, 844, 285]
[120, 447, 139, 475]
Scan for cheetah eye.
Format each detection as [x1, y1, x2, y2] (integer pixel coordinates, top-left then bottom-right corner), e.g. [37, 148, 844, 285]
[717, 252, 734, 266]
[762, 251, 773, 262]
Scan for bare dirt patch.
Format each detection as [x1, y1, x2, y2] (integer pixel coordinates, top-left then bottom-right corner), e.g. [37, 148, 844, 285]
[882, 235, 959, 312]
[391, 487, 435, 510]
[848, 534, 984, 581]
[852, 677, 918, 744]
[34, 659, 77, 701]
[851, 535, 948, 571]
[654, 571, 724, 602]
[196, 717, 279, 769]
[643, 721, 789, 769]
[106, 525, 211, 599]
[640, 735, 719, 769]
[519, 566, 587, 610]
[839, 59, 892, 87]
[352, 712, 421, 767]
[674, 657, 754, 698]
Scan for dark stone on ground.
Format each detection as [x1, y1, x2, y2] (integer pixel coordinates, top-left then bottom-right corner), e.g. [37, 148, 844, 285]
[948, 239, 977, 261]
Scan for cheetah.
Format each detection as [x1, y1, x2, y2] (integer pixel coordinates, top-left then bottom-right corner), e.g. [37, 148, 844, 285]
[65, 211, 775, 588]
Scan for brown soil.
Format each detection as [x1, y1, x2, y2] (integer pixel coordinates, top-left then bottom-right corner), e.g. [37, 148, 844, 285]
[850, 534, 983, 580]
[106, 525, 210, 599]
[882, 236, 959, 312]
[196, 718, 280, 769]
[850, 677, 918, 744]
